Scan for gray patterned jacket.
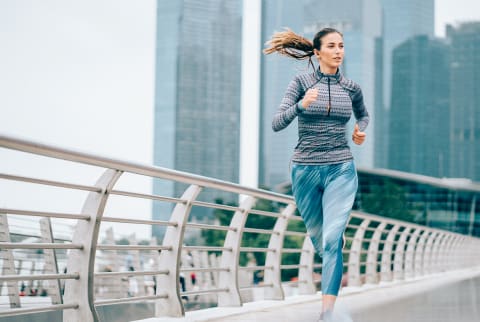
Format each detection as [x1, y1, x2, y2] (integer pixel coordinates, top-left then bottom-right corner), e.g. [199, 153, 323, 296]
[272, 69, 369, 165]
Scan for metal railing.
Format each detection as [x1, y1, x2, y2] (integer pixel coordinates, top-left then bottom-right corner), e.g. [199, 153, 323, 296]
[1, 134, 480, 322]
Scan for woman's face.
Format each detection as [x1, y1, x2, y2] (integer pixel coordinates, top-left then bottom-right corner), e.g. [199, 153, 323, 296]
[314, 32, 344, 71]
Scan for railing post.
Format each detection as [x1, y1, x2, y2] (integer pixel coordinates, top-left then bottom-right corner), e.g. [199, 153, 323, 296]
[430, 233, 446, 273]
[472, 238, 480, 266]
[452, 236, 466, 269]
[39, 217, 62, 304]
[461, 237, 471, 267]
[101, 227, 122, 298]
[27, 261, 36, 295]
[393, 226, 411, 281]
[445, 235, 460, 270]
[63, 169, 123, 322]
[128, 233, 145, 296]
[366, 222, 386, 284]
[0, 213, 21, 308]
[217, 196, 255, 307]
[298, 234, 316, 294]
[155, 184, 202, 317]
[437, 233, 453, 271]
[464, 238, 474, 267]
[202, 250, 217, 303]
[470, 238, 479, 266]
[348, 218, 370, 286]
[404, 228, 421, 279]
[264, 204, 296, 300]
[380, 224, 400, 282]
[422, 231, 439, 275]
[414, 230, 430, 277]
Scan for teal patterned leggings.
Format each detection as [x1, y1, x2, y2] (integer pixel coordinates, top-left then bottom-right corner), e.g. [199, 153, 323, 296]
[291, 161, 358, 296]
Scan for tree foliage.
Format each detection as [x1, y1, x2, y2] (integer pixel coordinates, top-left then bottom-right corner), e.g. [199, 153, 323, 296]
[202, 196, 306, 281]
[359, 179, 417, 223]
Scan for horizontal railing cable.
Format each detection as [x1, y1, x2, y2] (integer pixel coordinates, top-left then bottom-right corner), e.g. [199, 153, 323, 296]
[0, 173, 101, 192]
[0, 207, 91, 220]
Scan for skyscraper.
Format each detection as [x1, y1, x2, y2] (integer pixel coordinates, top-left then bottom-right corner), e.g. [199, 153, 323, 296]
[259, 0, 382, 188]
[376, 0, 434, 168]
[152, 1, 242, 239]
[447, 22, 480, 181]
[388, 35, 450, 177]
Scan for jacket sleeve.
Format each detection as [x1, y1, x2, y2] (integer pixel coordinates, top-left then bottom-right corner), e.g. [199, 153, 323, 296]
[272, 76, 305, 132]
[351, 86, 369, 132]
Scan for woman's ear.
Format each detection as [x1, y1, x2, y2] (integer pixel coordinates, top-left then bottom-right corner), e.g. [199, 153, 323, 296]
[313, 48, 320, 58]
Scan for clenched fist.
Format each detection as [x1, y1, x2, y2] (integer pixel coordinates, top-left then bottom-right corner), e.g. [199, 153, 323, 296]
[352, 124, 366, 145]
[301, 88, 319, 109]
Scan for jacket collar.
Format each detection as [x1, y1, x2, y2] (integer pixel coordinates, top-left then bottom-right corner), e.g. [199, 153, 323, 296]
[315, 68, 342, 84]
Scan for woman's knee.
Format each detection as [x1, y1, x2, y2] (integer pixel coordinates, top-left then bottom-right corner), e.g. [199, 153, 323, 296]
[323, 232, 342, 254]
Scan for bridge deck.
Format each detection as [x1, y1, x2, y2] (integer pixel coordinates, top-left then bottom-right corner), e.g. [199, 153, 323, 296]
[134, 267, 480, 322]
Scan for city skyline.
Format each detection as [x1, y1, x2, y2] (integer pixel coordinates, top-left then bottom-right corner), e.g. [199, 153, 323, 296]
[2, 0, 480, 239]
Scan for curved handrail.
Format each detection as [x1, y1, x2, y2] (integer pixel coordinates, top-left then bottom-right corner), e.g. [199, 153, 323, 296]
[0, 134, 293, 204]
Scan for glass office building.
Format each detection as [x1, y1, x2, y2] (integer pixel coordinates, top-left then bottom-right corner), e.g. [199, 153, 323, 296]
[376, 0, 435, 168]
[355, 168, 480, 237]
[388, 35, 450, 177]
[447, 22, 480, 182]
[152, 1, 242, 239]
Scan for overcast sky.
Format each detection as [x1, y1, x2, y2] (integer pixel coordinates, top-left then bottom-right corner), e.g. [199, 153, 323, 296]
[1, 0, 480, 240]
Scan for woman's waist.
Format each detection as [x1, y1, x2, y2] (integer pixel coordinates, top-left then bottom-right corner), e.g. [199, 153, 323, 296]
[292, 148, 353, 164]
[294, 136, 348, 152]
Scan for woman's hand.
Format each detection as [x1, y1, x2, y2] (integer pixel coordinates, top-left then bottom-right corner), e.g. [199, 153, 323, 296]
[352, 124, 366, 145]
[301, 88, 318, 108]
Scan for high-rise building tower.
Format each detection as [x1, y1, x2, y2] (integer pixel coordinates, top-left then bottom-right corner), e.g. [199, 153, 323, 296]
[447, 22, 480, 181]
[388, 35, 450, 177]
[259, 0, 382, 188]
[152, 1, 242, 239]
[376, 0, 435, 168]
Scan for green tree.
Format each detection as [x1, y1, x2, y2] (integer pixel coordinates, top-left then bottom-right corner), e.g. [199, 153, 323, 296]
[202, 196, 306, 281]
[360, 179, 416, 223]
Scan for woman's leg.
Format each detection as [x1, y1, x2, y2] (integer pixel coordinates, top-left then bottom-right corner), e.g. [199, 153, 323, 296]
[291, 164, 324, 255]
[320, 161, 358, 312]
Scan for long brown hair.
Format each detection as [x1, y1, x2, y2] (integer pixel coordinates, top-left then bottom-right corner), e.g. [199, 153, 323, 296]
[263, 27, 343, 70]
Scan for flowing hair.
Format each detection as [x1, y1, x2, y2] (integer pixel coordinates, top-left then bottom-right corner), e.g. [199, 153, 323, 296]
[263, 27, 343, 71]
